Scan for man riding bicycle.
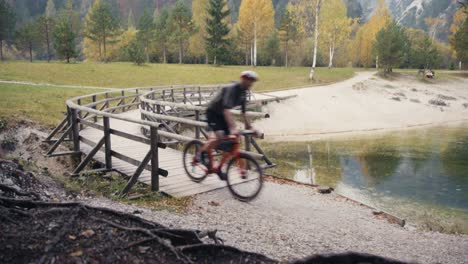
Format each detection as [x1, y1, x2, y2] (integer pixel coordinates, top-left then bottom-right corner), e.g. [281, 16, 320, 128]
[196, 71, 259, 164]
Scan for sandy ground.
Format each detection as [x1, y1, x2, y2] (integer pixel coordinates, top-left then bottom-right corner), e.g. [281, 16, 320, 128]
[254, 72, 468, 141]
[87, 182, 468, 264]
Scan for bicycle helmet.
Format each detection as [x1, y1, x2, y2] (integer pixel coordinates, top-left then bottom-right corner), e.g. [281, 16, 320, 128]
[240, 71, 258, 81]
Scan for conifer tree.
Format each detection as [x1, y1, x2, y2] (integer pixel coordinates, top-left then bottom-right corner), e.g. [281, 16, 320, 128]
[84, 0, 120, 62]
[0, 0, 15, 61]
[53, 8, 77, 63]
[205, 0, 231, 65]
[137, 9, 154, 62]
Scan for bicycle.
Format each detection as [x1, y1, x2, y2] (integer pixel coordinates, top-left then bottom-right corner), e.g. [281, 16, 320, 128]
[182, 130, 263, 202]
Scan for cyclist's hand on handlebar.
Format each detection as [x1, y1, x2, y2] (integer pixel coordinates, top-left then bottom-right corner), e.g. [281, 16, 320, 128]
[231, 129, 240, 136]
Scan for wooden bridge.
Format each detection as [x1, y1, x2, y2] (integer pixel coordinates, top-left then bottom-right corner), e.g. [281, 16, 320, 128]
[45, 85, 294, 197]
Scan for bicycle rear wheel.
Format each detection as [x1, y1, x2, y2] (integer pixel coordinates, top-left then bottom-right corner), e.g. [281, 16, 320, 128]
[226, 153, 263, 202]
[183, 140, 208, 183]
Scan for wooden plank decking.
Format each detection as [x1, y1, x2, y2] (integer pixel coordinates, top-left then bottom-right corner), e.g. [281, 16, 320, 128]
[79, 111, 237, 198]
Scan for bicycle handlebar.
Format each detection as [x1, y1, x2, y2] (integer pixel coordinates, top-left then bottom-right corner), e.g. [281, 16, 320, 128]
[238, 130, 264, 139]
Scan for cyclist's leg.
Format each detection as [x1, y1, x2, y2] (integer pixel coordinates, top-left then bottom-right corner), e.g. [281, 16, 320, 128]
[196, 111, 226, 161]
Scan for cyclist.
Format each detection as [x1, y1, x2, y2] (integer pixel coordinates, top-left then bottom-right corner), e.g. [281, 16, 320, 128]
[196, 71, 259, 164]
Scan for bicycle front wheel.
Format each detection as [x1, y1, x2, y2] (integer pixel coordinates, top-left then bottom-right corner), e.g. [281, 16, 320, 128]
[183, 140, 208, 183]
[226, 153, 263, 202]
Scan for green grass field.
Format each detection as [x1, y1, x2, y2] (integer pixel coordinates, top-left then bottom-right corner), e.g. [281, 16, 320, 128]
[0, 61, 357, 92]
[0, 61, 360, 126]
[0, 83, 101, 126]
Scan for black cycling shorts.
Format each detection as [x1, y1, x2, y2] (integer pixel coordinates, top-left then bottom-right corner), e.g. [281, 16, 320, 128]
[206, 110, 230, 136]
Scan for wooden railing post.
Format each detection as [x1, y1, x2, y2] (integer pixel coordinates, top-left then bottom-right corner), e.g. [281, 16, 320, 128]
[121, 90, 126, 112]
[77, 99, 83, 130]
[198, 86, 202, 105]
[70, 108, 81, 160]
[183, 87, 187, 104]
[150, 126, 159, 191]
[92, 95, 97, 123]
[103, 116, 112, 170]
[195, 110, 200, 139]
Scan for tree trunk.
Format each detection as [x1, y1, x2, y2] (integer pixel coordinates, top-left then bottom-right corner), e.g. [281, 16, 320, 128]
[29, 43, 33, 63]
[46, 22, 51, 62]
[0, 40, 3, 61]
[253, 21, 257, 67]
[309, 0, 321, 81]
[285, 40, 289, 67]
[98, 41, 102, 62]
[178, 37, 183, 64]
[328, 44, 333, 69]
[103, 35, 107, 63]
[376, 56, 379, 69]
[163, 45, 167, 63]
[245, 44, 249, 65]
[205, 52, 208, 64]
[250, 44, 254, 66]
[459, 61, 462, 71]
[145, 41, 149, 63]
[214, 56, 217, 65]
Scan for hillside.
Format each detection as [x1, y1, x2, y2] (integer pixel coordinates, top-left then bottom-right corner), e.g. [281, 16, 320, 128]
[7, 0, 459, 42]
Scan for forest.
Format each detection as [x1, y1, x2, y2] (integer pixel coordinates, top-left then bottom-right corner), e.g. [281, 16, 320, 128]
[0, 0, 467, 72]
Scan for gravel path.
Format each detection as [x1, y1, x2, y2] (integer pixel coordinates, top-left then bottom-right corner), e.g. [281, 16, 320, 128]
[86, 181, 468, 264]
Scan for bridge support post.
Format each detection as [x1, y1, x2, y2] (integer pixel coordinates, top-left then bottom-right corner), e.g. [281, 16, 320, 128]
[70, 108, 80, 161]
[150, 126, 159, 192]
[103, 116, 112, 170]
[91, 95, 97, 123]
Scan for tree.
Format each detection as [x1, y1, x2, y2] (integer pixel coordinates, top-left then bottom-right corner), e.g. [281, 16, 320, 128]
[124, 37, 145, 65]
[451, 18, 468, 64]
[263, 31, 280, 65]
[170, 0, 195, 64]
[154, 6, 170, 63]
[278, 4, 299, 67]
[190, 0, 209, 63]
[37, 0, 57, 62]
[238, 0, 275, 66]
[352, 0, 391, 67]
[137, 9, 155, 62]
[374, 21, 408, 73]
[205, 0, 231, 65]
[407, 29, 440, 69]
[84, 0, 120, 62]
[15, 22, 39, 62]
[309, 0, 322, 80]
[127, 9, 135, 29]
[320, 0, 354, 69]
[0, 0, 15, 61]
[53, 11, 77, 63]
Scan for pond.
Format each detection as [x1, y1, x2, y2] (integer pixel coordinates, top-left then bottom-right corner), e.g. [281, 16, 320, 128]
[260, 123, 468, 234]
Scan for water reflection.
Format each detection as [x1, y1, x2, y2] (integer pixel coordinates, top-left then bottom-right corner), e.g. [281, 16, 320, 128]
[260, 123, 468, 233]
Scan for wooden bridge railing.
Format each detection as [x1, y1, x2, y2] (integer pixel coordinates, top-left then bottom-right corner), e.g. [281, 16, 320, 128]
[45, 84, 292, 196]
[139, 90, 277, 169]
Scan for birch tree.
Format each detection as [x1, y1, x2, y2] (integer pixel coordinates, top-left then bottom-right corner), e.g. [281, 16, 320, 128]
[320, 0, 354, 68]
[238, 0, 274, 66]
[309, 0, 322, 81]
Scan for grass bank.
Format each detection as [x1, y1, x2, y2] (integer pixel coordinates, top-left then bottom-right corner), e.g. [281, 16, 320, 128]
[0, 83, 101, 126]
[0, 61, 357, 92]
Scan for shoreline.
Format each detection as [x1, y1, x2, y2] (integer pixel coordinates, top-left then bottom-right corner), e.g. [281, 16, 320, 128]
[264, 118, 468, 142]
[255, 72, 468, 141]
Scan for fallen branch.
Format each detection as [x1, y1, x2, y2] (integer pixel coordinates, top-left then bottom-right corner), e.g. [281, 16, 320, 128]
[0, 183, 41, 200]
